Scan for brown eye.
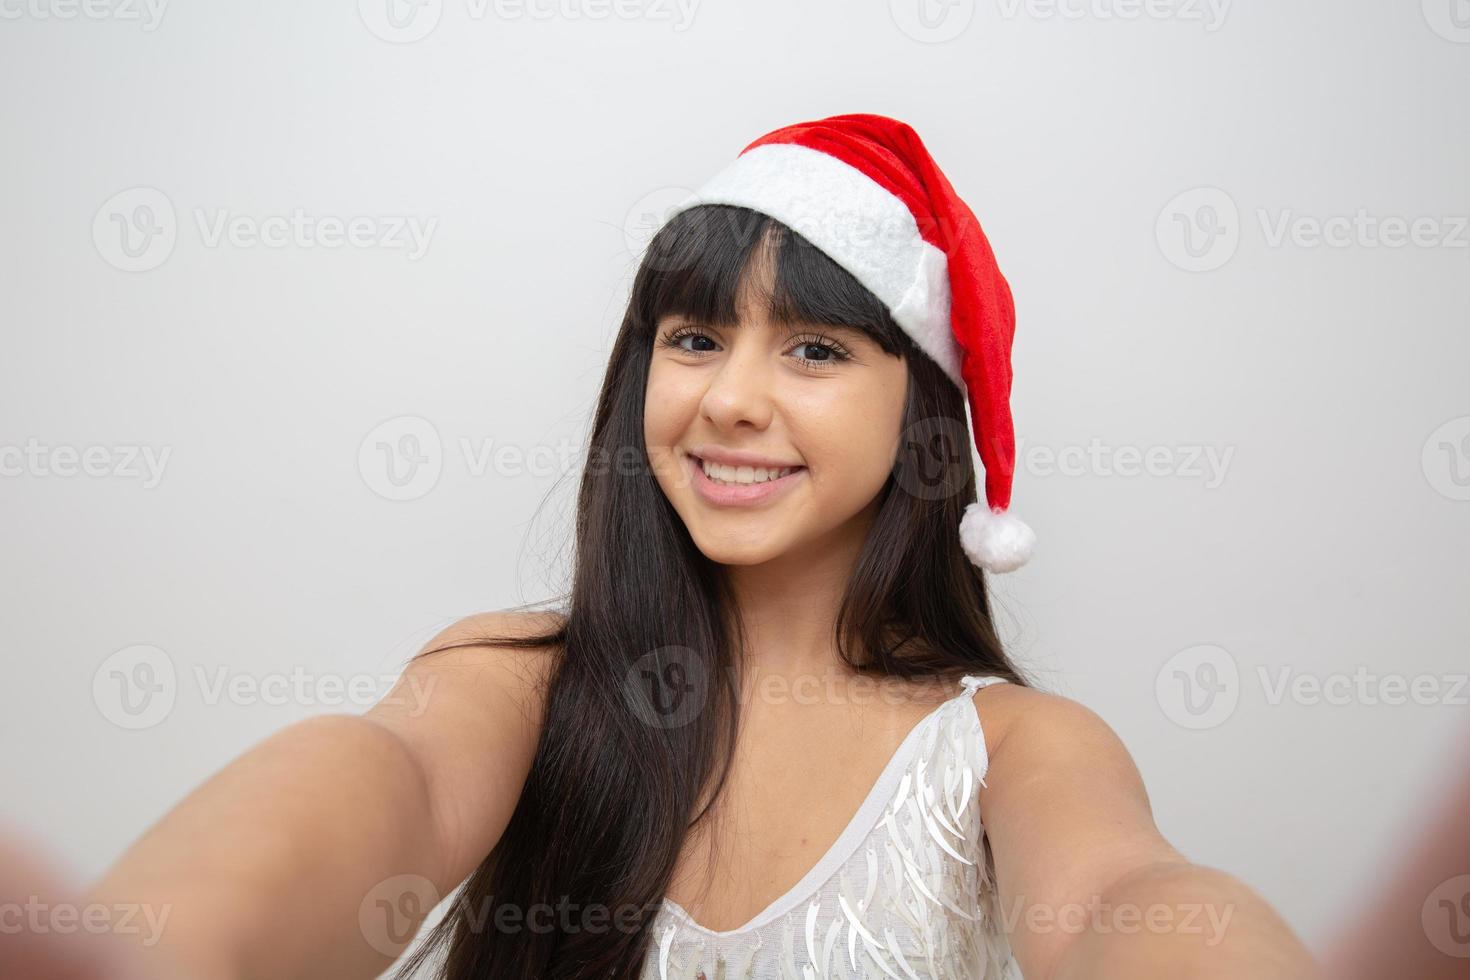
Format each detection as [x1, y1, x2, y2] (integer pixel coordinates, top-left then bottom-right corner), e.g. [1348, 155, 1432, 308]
[659, 326, 719, 356]
[787, 333, 852, 369]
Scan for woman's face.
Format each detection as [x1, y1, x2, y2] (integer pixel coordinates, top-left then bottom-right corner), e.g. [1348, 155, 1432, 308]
[643, 244, 909, 567]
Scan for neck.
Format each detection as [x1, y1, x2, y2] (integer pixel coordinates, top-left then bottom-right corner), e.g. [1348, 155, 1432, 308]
[720, 501, 879, 681]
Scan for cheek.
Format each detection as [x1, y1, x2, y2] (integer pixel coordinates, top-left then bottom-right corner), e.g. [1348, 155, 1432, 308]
[793, 372, 906, 491]
[643, 360, 706, 469]
[642, 362, 681, 446]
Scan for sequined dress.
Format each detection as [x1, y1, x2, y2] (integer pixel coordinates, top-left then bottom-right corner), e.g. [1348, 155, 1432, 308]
[641, 674, 1020, 980]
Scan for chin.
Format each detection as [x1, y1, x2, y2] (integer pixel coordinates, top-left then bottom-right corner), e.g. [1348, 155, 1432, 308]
[687, 532, 792, 568]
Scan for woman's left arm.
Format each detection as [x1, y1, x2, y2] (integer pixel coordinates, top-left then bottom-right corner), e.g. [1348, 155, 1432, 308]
[973, 684, 1323, 980]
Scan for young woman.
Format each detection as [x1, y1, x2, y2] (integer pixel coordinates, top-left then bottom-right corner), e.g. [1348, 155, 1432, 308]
[76, 114, 1321, 980]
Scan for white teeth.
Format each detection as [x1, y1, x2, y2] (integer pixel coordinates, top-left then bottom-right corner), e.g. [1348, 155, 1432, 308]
[698, 458, 797, 485]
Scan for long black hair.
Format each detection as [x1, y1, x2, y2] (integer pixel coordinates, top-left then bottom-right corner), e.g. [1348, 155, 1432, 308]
[392, 203, 1033, 979]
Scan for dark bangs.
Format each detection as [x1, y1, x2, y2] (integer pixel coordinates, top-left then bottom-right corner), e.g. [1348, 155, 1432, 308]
[633, 204, 909, 355]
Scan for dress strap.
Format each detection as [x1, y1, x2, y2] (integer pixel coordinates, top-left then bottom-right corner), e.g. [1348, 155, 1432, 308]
[957, 675, 1009, 788]
[959, 673, 1010, 696]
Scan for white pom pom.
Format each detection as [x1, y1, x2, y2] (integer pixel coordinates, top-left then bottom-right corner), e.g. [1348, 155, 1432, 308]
[959, 502, 1035, 573]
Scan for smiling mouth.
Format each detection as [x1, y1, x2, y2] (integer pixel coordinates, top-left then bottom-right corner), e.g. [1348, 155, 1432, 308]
[687, 453, 806, 487]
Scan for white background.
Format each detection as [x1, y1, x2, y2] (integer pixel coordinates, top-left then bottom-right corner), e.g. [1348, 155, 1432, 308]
[2, 0, 1468, 974]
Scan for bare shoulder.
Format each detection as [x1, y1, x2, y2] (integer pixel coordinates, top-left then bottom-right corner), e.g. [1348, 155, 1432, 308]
[384, 608, 565, 723]
[965, 680, 1133, 773]
[424, 607, 568, 647]
[364, 608, 567, 887]
[964, 682, 1189, 979]
[415, 608, 565, 679]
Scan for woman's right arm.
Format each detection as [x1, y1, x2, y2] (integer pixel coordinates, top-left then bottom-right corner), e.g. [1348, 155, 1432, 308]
[80, 609, 561, 980]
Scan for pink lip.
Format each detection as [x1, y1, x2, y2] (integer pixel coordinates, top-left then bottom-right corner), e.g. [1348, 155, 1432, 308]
[686, 452, 806, 507]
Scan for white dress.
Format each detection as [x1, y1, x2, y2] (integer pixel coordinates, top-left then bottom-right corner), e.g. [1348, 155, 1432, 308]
[641, 674, 1020, 980]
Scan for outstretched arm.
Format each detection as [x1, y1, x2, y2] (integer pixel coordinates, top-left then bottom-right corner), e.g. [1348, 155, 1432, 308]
[972, 685, 1322, 980]
[82, 713, 448, 980]
[78, 610, 558, 980]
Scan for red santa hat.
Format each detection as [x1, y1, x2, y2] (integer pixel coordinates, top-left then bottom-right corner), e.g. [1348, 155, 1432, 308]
[664, 112, 1035, 573]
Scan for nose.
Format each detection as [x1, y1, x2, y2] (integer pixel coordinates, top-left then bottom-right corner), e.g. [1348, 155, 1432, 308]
[698, 337, 774, 433]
